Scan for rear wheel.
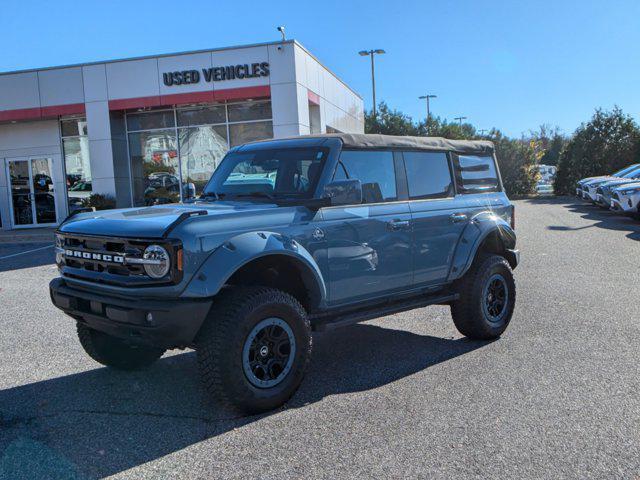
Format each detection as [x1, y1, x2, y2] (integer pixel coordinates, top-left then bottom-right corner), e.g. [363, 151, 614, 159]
[196, 287, 311, 415]
[77, 323, 165, 370]
[450, 255, 516, 340]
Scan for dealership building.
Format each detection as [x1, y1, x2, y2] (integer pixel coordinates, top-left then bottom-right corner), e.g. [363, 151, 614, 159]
[0, 40, 364, 230]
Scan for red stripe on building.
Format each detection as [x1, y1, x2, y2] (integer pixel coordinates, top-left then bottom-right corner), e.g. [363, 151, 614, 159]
[213, 85, 271, 101]
[308, 90, 320, 106]
[108, 96, 162, 111]
[160, 90, 215, 106]
[107, 85, 270, 111]
[0, 107, 42, 122]
[41, 103, 85, 118]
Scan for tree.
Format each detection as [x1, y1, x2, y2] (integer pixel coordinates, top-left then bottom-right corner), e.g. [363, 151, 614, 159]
[531, 125, 567, 166]
[554, 107, 640, 195]
[365, 102, 420, 136]
[491, 132, 539, 196]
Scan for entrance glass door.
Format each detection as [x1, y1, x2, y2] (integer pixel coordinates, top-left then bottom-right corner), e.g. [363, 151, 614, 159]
[7, 158, 58, 228]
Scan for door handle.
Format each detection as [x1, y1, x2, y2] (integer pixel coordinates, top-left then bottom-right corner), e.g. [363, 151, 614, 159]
[450, 213, 468, 223]
[386, 219, 411, 230]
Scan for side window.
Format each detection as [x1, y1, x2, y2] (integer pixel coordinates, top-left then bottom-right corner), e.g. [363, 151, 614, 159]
[453, 154, 500, 193]
[334, 150, 397, 203]
[403, 152, 453, 199]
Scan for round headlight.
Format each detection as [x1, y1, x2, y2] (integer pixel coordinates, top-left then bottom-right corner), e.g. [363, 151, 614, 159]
[143, 245, 170, 279]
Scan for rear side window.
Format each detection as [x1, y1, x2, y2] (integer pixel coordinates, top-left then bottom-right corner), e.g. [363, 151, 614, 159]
[334, 150, 397, 203]
[453, 154, 500, 193]
[403, 152, 453, 199]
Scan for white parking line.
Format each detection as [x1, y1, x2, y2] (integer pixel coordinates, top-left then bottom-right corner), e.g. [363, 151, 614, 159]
[0, 244, 54, 261]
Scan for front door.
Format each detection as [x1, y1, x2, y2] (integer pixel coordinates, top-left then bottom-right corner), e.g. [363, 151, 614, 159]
[322, 149, 413, 306]
[6, 158, 59, 228]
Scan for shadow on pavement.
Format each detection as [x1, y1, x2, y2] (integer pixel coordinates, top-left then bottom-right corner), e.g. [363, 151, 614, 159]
[0, 323, 488, 479]
[0, 244, 54, 273]
[521, 196, 640, 241]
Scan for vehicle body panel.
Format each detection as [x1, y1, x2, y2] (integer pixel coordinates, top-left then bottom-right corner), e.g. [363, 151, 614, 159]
[320, 201, 413, 305]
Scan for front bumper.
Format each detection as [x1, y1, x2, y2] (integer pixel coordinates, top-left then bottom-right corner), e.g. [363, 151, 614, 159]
[612, 194, 639, 214]
[49, 277, 212, 349]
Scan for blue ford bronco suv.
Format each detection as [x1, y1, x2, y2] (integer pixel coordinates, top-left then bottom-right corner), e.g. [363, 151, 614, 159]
[50, 134, 519, 414]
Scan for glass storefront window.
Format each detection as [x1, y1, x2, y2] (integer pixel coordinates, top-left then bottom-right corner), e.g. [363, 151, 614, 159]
[126, 110, 175, 131]
[61, 118, 92, 213]
[179, 126, 228, 200]
[126, 100, 273, 206]
[228, 102, 272, 122]
[229, 121, 273, 147]
[61, 118, 88, 137]
[129, 129, 180, 206]
[177, 105, 226, 127]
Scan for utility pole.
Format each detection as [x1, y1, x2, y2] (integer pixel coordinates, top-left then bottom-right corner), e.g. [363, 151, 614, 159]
[359, 49, 386, 117]
[418, 94, 437, 123]
[454, 116, 467, 126]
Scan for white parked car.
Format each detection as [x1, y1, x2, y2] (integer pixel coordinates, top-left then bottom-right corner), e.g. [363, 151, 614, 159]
[576, 163, 640, 199]
[610, 182, 640, 219]
[581, 165, 640, 202]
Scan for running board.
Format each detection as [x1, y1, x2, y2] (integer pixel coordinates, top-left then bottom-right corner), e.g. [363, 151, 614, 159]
[311, 292, 459, 332]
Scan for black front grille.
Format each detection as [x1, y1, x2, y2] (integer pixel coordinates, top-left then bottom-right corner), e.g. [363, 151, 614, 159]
[57, 234, 181, 287]
[613, 192, 620, 201]
[61, 234, 146, 277]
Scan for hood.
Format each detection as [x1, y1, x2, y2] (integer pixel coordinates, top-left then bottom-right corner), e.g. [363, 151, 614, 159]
[580, 175, 610, 185]
[59, 201, 279, 238]
[585, 177, 617, 187]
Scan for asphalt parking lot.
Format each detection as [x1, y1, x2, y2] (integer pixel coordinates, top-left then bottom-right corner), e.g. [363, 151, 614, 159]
[0, 197, 638, 479]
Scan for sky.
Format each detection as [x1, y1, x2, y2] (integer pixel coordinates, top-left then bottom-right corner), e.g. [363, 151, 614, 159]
[1, 0, 639, 137]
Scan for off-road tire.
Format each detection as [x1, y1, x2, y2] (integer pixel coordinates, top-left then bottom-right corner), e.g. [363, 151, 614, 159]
[76, 323, 165, 370]
[196, 287, 311, 415]
[450, 254, 516, 340]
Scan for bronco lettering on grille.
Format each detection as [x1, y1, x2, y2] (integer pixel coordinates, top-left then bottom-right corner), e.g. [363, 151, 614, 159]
[64, 249, 125, 264]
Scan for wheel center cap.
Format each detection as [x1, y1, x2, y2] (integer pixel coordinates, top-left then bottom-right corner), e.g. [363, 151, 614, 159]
[259, 345, 269, 357]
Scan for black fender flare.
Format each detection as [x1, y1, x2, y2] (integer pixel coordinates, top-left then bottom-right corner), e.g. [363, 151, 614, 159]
[448, 212, 517, 282]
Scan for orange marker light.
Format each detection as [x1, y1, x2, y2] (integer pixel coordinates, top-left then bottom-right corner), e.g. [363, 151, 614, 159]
[176, 249, 183, 271]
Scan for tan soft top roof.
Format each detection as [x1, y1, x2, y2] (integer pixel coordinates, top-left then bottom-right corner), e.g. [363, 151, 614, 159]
[313, 133, 494, 155]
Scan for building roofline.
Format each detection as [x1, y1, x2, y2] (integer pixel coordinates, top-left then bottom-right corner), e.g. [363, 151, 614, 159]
[0, 39, 362, 100]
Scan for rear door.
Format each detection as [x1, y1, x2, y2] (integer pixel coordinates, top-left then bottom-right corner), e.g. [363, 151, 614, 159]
[321, 149, 413, 305]
[403, 151, 467, 286]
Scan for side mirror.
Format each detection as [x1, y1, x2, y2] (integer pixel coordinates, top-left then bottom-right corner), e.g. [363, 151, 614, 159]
[322, 179, 362, 206]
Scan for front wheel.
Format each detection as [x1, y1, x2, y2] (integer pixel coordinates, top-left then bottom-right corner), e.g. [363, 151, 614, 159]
[77, 323, 165, 370]
[196, 287, 311, 415]
[450, 255, 516, 340]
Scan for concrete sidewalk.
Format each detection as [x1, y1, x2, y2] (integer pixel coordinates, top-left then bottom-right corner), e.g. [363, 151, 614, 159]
[0, 227, 55, 244]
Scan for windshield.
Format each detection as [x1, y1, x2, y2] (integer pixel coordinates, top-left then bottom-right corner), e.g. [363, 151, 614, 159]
[202, 147, 328, 199]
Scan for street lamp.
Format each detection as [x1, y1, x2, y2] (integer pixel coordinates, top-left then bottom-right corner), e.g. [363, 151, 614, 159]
[454, 116, 467, 126]
[359, 49, 386, 117]
[418, 94, 437, 123]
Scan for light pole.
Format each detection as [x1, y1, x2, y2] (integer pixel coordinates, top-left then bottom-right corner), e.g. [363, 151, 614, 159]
[478, 129, 488, 136]
[454, 116, 467, 126]
[359, 49, 385, 117]
[418, 94, 437, 123]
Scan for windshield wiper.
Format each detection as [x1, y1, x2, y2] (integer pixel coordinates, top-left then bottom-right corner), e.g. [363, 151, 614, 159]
[234, 191, 275, 200]
[199, 192, 226, 201]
